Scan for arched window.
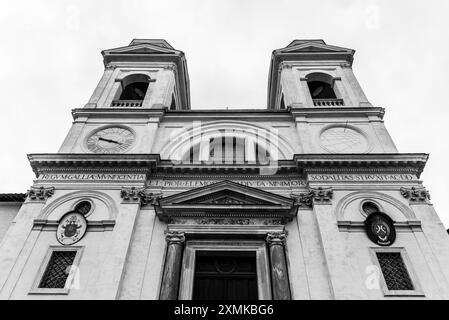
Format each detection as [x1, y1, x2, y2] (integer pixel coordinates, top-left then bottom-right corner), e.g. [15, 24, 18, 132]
[181, 134, 271, 164]
[305, 72, 343, 106]
[112, 74, 150, 107]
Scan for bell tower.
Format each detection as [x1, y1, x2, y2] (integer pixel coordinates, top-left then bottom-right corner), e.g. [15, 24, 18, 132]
[57, 39, 190, 154]
[267, 39, 397, 155]
[85, 39, 190, 110]
[268, 39, 372, 109]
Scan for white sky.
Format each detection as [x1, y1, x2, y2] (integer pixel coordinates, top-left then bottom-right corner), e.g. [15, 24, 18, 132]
[1, 0, 448, 227]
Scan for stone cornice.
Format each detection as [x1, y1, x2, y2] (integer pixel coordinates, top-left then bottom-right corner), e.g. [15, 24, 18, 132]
[32, 219, 115, 232]
[290, 107, 385, 119]
[72, 108, 166, 121]
[71, 107, 385, 122]
[27, 153, 428, 178]
[338, 220, 422, 233]
[28, 154, 160, 177]
[294, 153, 429, 178]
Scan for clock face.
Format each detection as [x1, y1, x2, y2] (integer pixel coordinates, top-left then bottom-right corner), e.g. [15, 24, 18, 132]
[86, 127, 135, 153]
[320, 127, 368, 153]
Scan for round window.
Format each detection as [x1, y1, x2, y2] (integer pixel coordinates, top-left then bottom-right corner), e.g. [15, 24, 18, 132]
[74, 201, 92, 216]
[362, 202, 380, 215]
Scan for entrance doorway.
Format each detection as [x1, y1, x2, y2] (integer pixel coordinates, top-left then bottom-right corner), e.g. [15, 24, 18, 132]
[192, 251, 258, 300]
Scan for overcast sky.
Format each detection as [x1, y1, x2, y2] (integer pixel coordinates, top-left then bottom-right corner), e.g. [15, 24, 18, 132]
[1, 0, 448, 227]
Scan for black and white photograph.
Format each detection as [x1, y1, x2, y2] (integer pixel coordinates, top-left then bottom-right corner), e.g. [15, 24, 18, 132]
[0, 0, 448, 311]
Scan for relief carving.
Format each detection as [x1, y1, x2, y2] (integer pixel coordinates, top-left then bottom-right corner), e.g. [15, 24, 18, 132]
[291, 187, 333, 207]
[309, 187, 333, 203]
[120, 186, 144, 203]
[165, 231, 186, 245]
[266, 231, 287, 246]
[290, 192, 313, 208]
[26, 186, 55, 201]
[400, 186, 430, 202]
[121, 187, 163, 206]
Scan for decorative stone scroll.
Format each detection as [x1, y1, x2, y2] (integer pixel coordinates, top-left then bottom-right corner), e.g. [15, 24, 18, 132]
[165, 231, 186, 245]
[291, 187, 333, 208]
[290, 192, 313, 208]
[26, 186, 55, 201]
[266, 231, 287, 246]
[120, 187, 163, 206]
[400, 186, 430, 202]
[120, 187, 143, 203]
[140, 191, 163, 206]
[309, 187, 333, 203]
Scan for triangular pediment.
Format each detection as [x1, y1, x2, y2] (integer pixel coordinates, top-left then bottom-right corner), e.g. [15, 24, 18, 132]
[103, 43, 178, 55]
[160, 180, 293, 206]
[277, 40, 354, 54]
[180, 189, 275, 205]
[156, 180, 298, 221]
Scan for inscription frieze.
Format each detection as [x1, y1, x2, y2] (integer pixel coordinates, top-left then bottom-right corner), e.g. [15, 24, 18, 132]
[309, 174, 416, 182]
[168, 217, 286, 226]
[146, 179, 307, 189]
[39, 173, 146, 181]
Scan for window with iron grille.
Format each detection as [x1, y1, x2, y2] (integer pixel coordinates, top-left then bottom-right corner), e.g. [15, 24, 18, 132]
[376, 252, 414, 291]
[38, 251, 77, 289]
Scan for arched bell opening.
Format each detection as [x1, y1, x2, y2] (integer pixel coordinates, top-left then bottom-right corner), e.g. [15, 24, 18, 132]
[306, 72, 344, 106]
[112, 74, 150, 107]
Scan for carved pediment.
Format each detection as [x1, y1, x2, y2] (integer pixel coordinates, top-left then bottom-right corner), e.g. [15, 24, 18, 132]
[155, 180, 297, 221]
[180, 190, 274, 205]
[103, 43, 178, 56]
[279, 40, 354, 54]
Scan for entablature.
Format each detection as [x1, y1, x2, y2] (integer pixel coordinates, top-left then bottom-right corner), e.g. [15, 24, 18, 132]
[71, 106, 386, 123]
[28, 153, 429, 179]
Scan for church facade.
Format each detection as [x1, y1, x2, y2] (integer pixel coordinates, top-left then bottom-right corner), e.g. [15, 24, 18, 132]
[0, 39, 448, 300]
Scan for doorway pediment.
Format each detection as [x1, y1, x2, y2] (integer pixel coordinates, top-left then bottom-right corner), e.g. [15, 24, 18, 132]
[155, 180, 297, 222]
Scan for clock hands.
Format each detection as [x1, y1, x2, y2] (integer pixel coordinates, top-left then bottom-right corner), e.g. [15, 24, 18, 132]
[98, 137, 121, 145]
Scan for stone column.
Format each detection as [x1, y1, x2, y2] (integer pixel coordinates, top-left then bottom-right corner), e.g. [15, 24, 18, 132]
[266, 232, 291, 300]
[159, 231, 186, 300]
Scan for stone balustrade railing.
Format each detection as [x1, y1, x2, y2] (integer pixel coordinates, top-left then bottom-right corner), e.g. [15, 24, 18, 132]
[313, 99, 344, 106]
[111, 100, 143, 107]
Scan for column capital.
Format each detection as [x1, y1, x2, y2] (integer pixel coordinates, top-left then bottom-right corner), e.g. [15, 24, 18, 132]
[120, 186, 144, 204]
[400, 186, 430, 203]
[165, 231, 186, 245]
[266, 231, 287, 246]
[120, 187, 163, 207]
[309, 186, 333, 203]
[26, 186, 55, 201]
[290, 192, 313, 208]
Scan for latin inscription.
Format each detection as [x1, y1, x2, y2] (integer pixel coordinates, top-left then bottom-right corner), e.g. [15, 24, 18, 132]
[309, 174, 416, 182]
[146, 179, 307, 188]
[39, 173, 146, 181]
[37, 174, 415, 184]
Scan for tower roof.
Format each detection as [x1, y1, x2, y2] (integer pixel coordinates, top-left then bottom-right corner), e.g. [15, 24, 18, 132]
[267, 39, 355, 109]
[128, 39, 175, 49]
[101, 39, 190, 110]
